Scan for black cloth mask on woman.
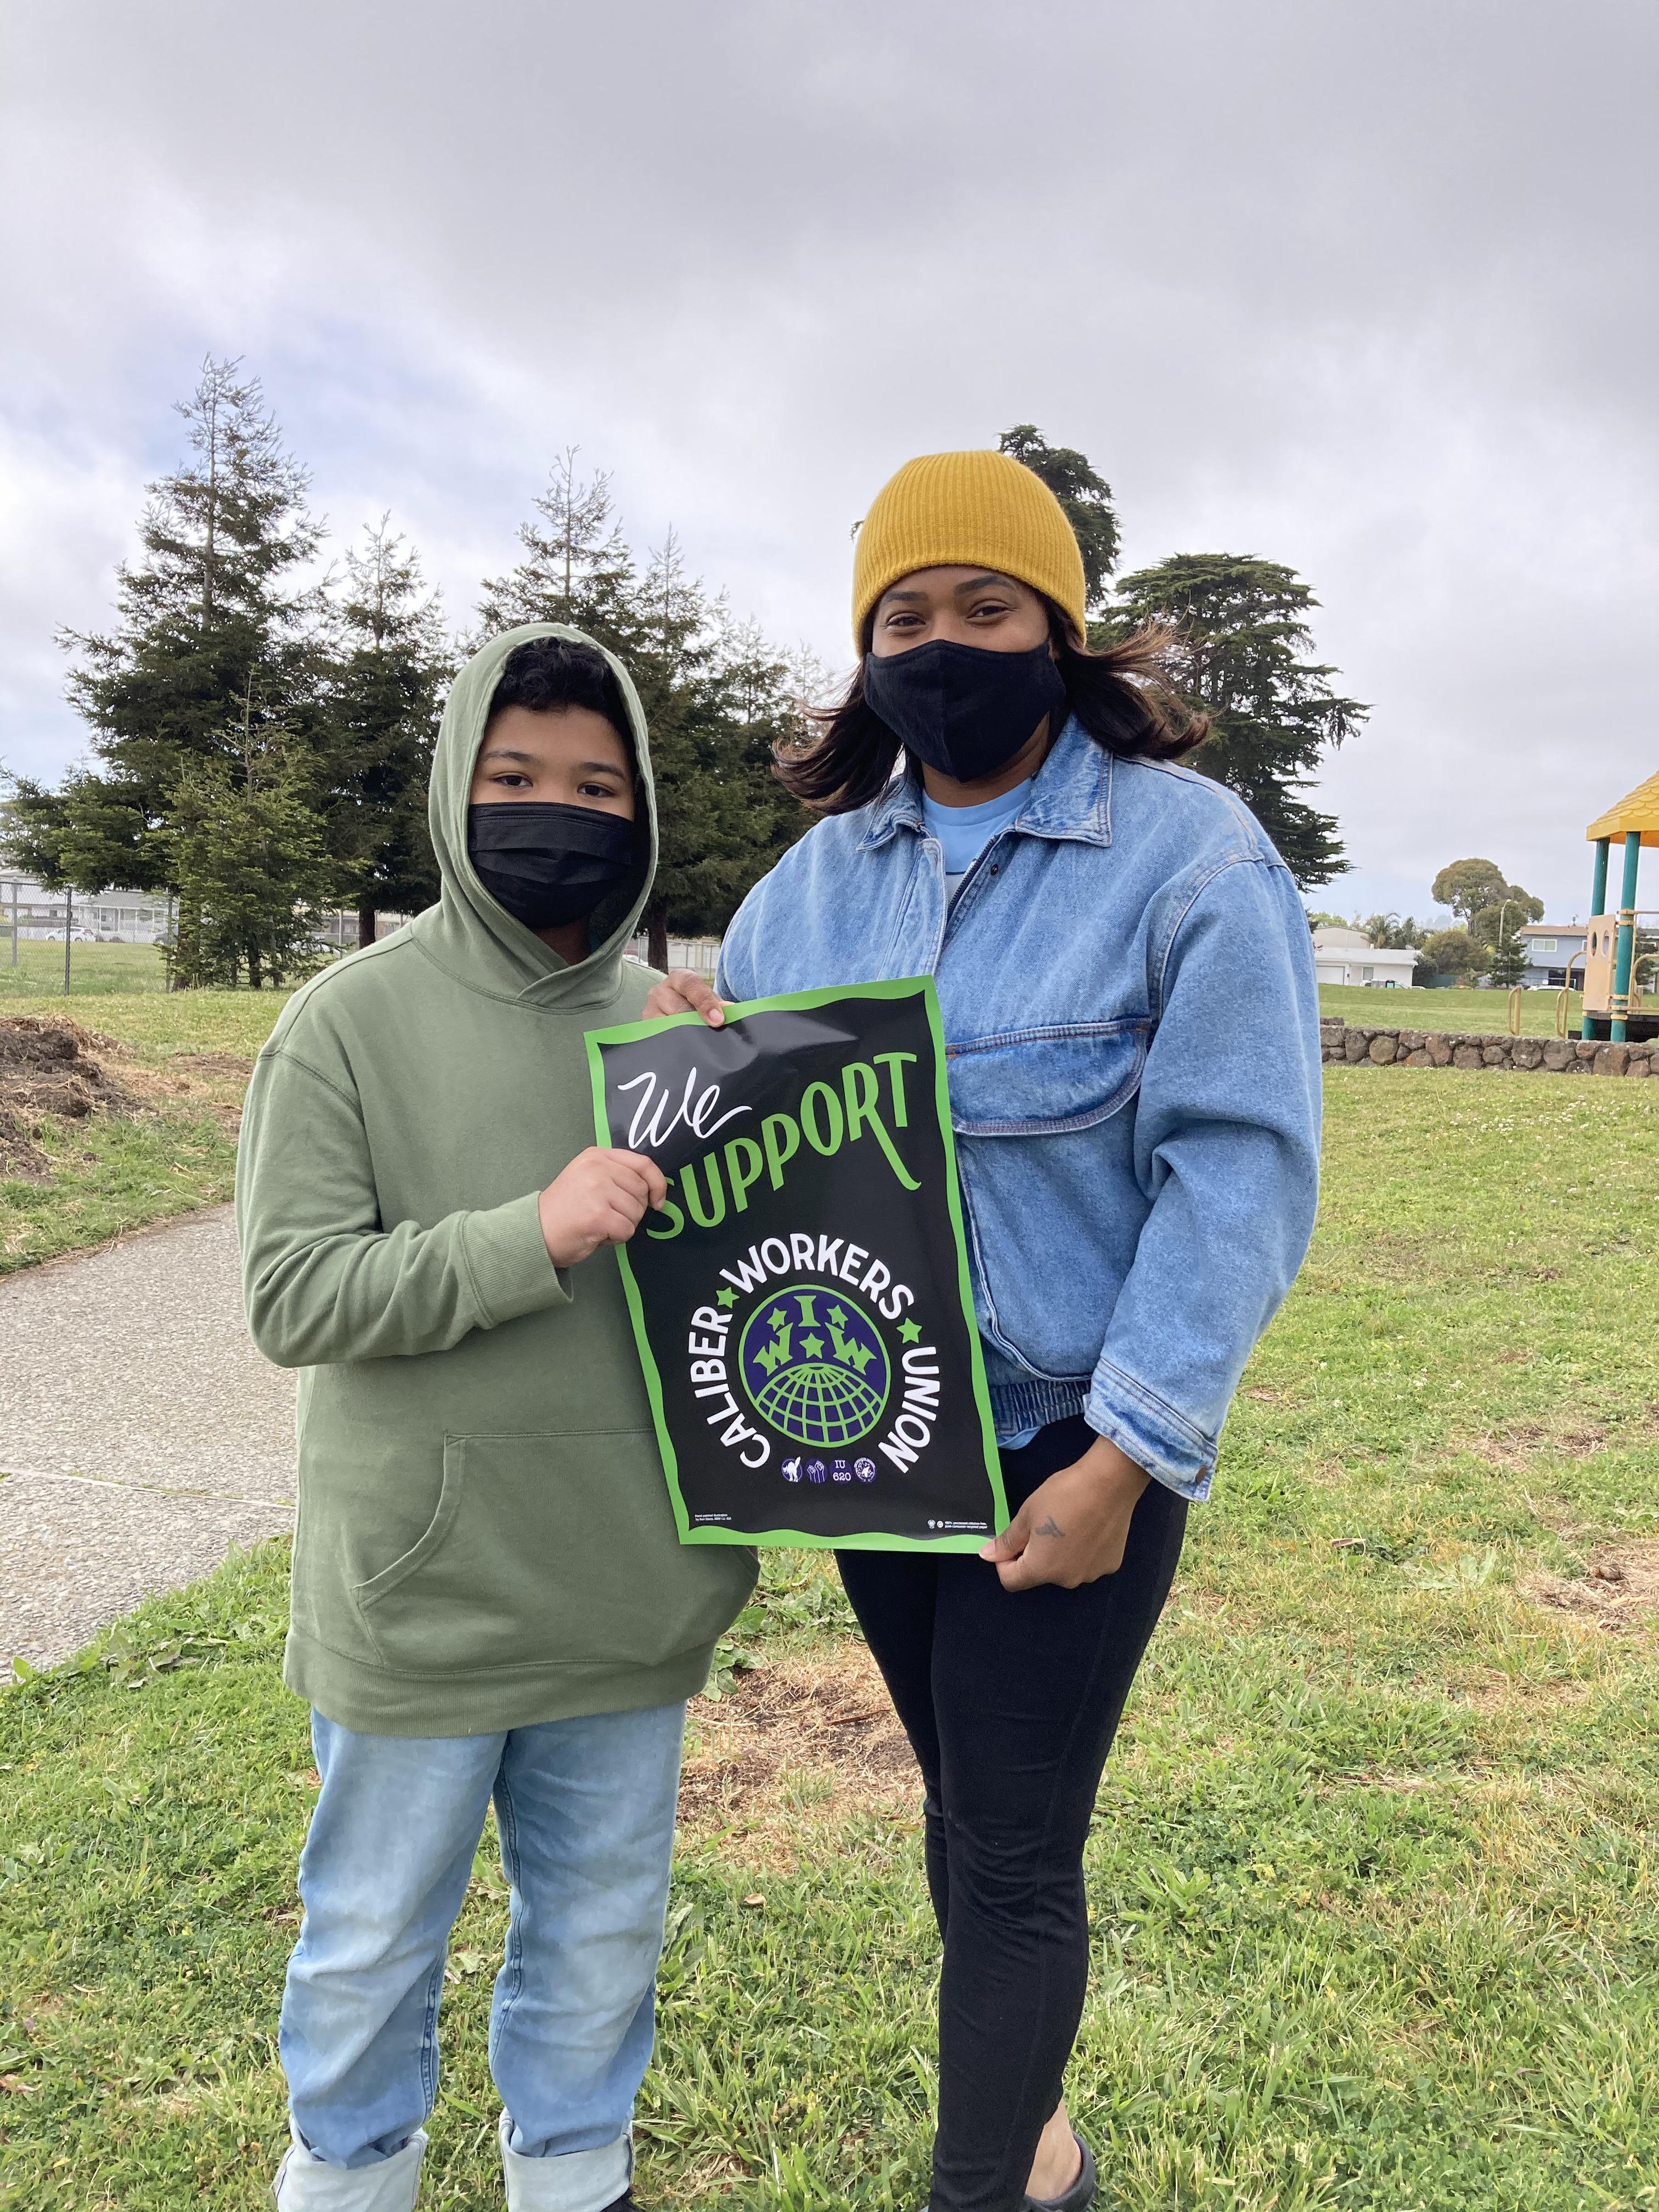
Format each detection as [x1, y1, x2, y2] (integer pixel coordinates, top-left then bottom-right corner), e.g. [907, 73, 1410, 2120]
[862, 637, 1068, 783]
[466, 802, 638, 930]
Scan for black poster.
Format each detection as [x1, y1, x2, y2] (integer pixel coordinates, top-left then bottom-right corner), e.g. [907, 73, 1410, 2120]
[587, 978, 1007, 1551]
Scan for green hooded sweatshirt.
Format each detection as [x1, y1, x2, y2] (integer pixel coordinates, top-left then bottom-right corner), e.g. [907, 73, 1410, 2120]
[236, 623, 756, 1735]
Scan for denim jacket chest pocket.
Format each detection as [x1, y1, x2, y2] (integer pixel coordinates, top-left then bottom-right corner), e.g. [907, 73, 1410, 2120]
[945, 1020, 1150, 1136]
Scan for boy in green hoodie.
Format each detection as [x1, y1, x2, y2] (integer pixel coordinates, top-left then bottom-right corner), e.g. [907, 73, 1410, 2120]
[236, 625, 755, 2212]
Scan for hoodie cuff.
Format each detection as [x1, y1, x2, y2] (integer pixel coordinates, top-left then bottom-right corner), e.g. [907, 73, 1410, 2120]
[458, 1192, 574, 1329]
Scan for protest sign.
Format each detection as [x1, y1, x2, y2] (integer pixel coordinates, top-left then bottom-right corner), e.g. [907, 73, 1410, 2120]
[587, 978, 1007, 1551]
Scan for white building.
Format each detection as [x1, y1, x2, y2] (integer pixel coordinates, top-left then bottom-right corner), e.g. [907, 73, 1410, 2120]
[1, 876, 174, 944]
[1311, 926, 1419, 989]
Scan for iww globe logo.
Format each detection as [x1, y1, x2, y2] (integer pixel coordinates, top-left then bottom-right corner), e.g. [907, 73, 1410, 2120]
[737, 1285, 892, 1448]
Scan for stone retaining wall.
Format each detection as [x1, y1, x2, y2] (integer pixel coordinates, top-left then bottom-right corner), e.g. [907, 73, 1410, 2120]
[1321, 1021, 1654, 1077]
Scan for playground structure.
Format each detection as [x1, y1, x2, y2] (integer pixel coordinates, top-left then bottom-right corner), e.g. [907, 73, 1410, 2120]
[1576, 771, 1659, 1044]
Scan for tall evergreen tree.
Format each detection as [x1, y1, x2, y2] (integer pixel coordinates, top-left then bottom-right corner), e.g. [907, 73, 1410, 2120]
[997, 425, 1120, 608]
[165, 755, 335, 990]
[628, 533, 754, 967]
[479, 474, 807, 966]
[323, 517, 452, 945]
[476, 449, 640, 650]
[42, 357, 326, 895]
[1103, 554, 1365, 887]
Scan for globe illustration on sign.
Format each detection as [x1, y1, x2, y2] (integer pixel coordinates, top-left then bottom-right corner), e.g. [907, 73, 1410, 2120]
[738, 1285, 891, 1449]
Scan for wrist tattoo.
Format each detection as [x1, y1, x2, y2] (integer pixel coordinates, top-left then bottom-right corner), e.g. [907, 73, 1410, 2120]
[1034, 1515, 1065, 1539]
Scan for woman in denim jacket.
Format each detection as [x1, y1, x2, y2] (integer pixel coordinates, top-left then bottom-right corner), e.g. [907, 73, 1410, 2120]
[648, 450, 1322, 2212]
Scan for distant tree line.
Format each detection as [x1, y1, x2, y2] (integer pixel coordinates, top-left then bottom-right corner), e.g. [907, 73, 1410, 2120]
[1, 360, 822, 983]
[1309, 856, 1547, 985]
[1, 373, 1367, 987]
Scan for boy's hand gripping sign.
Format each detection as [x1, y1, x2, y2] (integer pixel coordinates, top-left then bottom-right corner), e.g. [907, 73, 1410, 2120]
[588, 979, 1008, 1551]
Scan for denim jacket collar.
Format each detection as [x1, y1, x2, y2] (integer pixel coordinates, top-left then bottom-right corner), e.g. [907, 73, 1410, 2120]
[857, 714, 1114, 853]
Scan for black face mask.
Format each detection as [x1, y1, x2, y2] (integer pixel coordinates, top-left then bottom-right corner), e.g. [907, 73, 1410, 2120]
[466, 802, 638, 930]
[862, 637, 1068, 783]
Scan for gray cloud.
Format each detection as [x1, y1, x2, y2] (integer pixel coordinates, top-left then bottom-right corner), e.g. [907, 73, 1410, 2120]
[3, 0, 1655, 921]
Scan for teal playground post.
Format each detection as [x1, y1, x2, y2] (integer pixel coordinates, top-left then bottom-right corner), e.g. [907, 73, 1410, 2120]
[1611, 830, 1642, 1044]
[1580, 774, 1658, 1045]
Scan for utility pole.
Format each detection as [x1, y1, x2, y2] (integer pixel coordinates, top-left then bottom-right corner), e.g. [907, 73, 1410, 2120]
[64, 887, 72, 995]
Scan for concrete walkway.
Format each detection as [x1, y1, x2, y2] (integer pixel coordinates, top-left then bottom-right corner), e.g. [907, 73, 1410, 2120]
[0, 1206, 295, 1675]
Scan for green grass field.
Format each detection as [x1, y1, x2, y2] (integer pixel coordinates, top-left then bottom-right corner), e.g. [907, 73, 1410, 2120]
[0, 942, 1604, 1281]
[1316, 983, 1586, 1038]
[2, 937, 1588, 1037]
[2, 1069, 1656, 2210]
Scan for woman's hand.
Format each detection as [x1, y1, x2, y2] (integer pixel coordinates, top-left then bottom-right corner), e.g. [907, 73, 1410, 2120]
[980, 1435, 1151, 1591]
[538, 1147, 667, 1267]
[643, 969, 727, 1027]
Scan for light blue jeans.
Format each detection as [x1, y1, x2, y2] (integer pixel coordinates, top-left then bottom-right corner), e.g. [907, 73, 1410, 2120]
[275, 1701, 685, 2211]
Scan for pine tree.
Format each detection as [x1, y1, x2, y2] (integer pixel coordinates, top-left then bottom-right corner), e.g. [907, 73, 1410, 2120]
[1486, 929, 1529, 988]
[700, 613, 813, 934]
[1102, 554, 1365, 887]
[166, 751, 335, 989]
[478, 477, 809, 967]
[997, 425, 1120, 608]
[476, 449, 640, 651]
[50, 357, 326, 893]
[322, 517, 453, 945]
[627, 533, 746, 968]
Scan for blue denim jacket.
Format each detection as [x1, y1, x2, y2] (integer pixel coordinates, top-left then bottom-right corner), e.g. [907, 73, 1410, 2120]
[718, 716, 1323, 1502]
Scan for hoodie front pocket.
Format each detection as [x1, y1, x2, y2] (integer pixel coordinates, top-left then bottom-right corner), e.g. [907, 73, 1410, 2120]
[352, 1429, 721, 1677]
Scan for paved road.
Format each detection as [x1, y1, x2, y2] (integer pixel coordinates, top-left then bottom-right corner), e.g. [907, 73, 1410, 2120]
[0, 1206, 295, 1674]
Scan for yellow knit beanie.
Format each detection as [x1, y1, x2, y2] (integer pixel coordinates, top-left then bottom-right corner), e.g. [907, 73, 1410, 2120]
[851, 449, 1088, 649]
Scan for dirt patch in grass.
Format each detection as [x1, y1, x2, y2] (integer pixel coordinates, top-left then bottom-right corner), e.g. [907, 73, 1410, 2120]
[102, 1045, 252, 1135]
[169, 1051, 256, 1080]
[0, 1016, 137, 1180]
[1525, 1541, 1659, 1632]
[1465, 1415, 1611, 1472]
[679, 1646, 916, 1842]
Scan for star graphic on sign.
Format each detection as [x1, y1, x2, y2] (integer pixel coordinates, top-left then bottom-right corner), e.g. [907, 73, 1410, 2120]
[800, 1333, 825, 1359]
[715, 1287, 737, 1308]
[768, 1307, 788, 1328]
[898, 1318, 923, 1344]
[827, 1304, 848, 1328]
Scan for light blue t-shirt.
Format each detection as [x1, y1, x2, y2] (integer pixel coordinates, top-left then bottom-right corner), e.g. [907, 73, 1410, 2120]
[920, 778, 1033, 898]
[919, 777, 1040, 1448]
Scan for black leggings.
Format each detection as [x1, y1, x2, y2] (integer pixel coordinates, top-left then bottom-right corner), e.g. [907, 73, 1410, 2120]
[838, 1417, 1187, 2212]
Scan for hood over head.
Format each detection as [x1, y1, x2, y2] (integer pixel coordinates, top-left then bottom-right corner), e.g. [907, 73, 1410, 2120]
[411, 623, 657, 1009]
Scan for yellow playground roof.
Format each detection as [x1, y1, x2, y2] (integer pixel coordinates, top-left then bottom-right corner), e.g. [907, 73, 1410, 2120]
[1586, 770, 1659, 847]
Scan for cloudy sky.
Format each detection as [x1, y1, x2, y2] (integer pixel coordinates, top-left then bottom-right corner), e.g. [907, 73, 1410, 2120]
[3, 0, 1654, 923]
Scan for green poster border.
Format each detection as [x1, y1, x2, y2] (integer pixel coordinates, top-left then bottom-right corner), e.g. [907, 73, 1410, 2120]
[586, 975, 1009, 1554]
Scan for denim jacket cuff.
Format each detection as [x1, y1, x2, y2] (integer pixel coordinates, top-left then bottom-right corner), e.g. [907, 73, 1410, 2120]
[1085, 1357, 1216, 1503]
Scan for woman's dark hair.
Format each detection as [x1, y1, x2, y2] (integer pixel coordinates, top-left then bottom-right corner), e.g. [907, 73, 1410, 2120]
[487, 636, 634, 757]
[775, 602, 1210, 814]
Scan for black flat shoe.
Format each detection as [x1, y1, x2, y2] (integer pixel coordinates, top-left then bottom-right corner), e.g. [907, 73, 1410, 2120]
[1023, 2131, 1097, 2211]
